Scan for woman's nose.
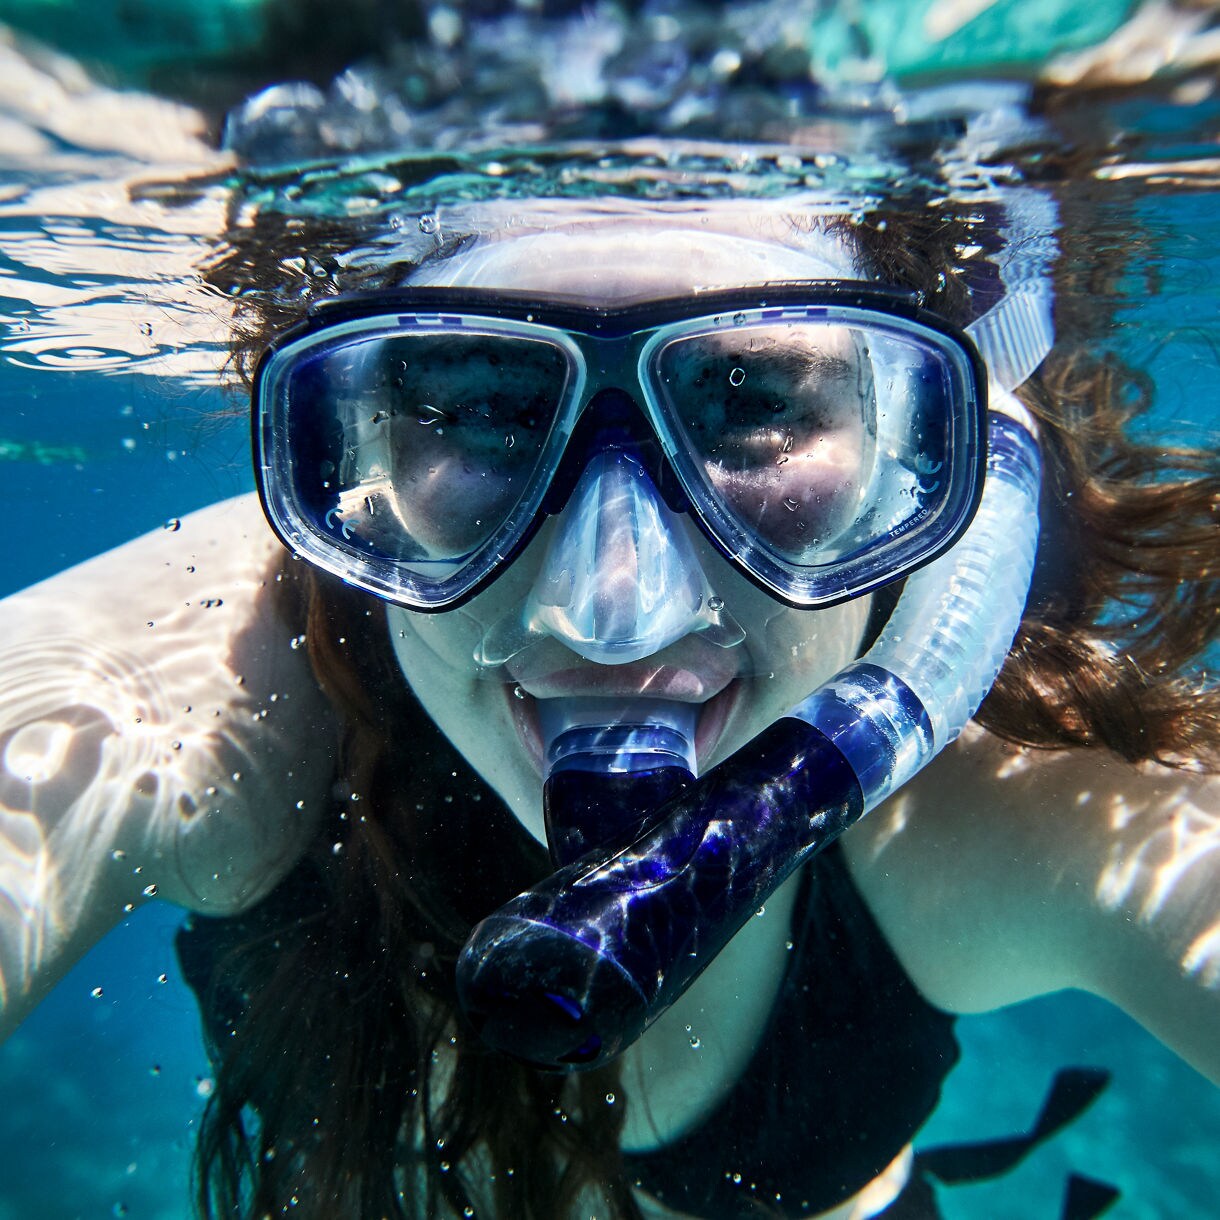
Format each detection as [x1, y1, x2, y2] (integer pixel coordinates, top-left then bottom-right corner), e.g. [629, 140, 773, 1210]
[523, 449, 715, 664]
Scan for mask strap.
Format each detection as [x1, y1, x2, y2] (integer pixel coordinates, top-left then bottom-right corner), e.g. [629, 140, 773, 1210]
[965, 187, 1059, 398]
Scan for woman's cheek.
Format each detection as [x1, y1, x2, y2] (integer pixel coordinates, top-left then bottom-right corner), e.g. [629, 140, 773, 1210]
[708, 433, 867, 557]
[389, 459, 519, 554]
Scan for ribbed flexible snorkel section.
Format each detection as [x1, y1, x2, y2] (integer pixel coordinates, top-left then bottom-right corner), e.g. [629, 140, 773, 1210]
[456, 406, 1041, 1069]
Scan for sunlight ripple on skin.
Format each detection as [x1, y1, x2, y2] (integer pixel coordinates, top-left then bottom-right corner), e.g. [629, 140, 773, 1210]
[1094, 779, 1220, 983]
[0, 500, 336, 1030]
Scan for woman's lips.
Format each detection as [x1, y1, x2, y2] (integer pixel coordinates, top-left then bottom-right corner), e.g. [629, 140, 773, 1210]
[502, 636, 745, 777]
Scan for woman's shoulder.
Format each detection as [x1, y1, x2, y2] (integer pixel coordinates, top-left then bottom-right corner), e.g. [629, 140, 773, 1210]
[842, 724, 1220, 1080]
[0, 494, 338, 917]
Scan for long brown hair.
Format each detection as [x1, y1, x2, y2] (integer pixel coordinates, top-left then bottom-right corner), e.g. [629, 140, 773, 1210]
[176, 133, 1219, 1219]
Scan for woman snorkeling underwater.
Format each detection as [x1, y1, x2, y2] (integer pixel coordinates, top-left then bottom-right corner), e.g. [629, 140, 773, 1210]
[1, 7, 1220, 1220]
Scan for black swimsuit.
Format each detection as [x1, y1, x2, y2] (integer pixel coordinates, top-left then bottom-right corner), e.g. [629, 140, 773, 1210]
[625, 842, 959, 1218]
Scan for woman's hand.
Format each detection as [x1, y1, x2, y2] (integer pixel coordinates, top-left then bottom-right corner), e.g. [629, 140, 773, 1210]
[0, 494, 336, 1040]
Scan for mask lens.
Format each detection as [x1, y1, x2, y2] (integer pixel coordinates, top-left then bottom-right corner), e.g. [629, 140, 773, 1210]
[647, 312, 978, 600]
[266, 326, 572, 597]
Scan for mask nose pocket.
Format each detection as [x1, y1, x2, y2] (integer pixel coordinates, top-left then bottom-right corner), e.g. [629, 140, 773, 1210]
[525, 450, 728, 665]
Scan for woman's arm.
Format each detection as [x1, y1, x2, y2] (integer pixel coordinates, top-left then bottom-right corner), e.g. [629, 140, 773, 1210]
[0, 494, 336, 1039]
[843, 724, 1220, 1083]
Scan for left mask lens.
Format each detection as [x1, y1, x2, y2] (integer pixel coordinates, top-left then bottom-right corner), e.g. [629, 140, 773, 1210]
[260, 323, 574, 605]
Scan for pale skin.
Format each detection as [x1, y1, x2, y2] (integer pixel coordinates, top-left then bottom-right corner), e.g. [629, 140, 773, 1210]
[0, 215, 1217, 1220]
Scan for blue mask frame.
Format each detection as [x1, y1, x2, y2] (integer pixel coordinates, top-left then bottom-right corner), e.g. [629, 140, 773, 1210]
[253, 283, 987, 611]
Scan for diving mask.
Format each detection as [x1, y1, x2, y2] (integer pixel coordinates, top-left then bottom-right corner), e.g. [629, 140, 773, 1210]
[253, 284, 987, 617]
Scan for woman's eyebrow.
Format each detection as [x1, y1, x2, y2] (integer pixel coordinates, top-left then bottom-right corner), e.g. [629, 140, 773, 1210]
[741, 343, 859, 382]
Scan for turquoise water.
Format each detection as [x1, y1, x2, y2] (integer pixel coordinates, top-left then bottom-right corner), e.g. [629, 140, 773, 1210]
[1, 5, 1219, 1218]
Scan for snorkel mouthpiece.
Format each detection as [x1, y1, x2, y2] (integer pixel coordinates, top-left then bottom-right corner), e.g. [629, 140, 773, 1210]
[457, 410, 1042, 1071]
[540, 697, 696, 865]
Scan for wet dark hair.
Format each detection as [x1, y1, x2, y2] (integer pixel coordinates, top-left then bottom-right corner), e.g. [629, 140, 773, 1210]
[175, 140, 1219, 1220]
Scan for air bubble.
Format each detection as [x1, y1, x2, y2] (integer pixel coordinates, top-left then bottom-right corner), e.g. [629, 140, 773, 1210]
[728, 367, 745, 387]
[162, 518, 181, 532]
[419, 214, 439, 234]
[783, 498, 799, 511]
[138, 322, 153, 337]
[708, 596, 724, 612]
[143, 883, 158, 897]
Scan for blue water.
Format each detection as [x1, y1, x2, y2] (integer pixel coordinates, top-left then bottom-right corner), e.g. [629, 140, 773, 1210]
[1, 11, 1219, 1220]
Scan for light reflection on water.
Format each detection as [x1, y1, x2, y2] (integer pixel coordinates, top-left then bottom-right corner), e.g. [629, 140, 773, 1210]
[0, 13, 1218, 1220]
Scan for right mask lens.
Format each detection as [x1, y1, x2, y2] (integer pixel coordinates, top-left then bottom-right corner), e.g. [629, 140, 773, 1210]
[646, 311, 980, 602]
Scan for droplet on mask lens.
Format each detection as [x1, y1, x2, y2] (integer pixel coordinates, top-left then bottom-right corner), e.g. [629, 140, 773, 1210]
[728, 367, 745, 387]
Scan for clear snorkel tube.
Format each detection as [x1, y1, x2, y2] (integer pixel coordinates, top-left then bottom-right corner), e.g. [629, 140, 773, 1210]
[456, 188, 1054, 1071]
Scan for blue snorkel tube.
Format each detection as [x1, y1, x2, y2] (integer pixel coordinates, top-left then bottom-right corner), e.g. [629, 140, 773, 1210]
[457, 193, 1054, 1071]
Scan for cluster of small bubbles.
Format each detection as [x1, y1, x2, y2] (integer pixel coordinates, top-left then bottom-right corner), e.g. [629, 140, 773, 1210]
[553, 1107, 569, 1123]
[202, 597, 223, 609]
[728, 367, 746, 387]
[685, 1024, 701, 1049]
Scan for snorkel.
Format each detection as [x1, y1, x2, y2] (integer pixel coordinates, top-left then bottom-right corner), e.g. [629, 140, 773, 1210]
[455, 190, 1054, 1071]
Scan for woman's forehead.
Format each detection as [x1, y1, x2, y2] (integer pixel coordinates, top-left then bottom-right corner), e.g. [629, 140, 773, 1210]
[406, 211, 864, 304]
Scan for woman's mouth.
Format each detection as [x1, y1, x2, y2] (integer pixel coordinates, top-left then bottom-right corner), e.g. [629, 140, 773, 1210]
[503, 645, 741, 778]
